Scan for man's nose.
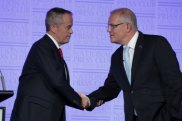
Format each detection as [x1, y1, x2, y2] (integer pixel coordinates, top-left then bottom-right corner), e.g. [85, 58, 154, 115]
[70, 28, 73, 34]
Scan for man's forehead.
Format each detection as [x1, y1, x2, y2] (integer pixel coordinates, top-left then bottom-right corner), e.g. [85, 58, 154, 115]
[110, 13, 120, 18]
[109, 14, 120, 22]
[62, 14, 72, 19]
[62, 14, 73, 23]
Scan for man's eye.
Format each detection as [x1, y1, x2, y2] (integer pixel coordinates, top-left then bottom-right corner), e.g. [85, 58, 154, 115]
[66, 25, 72, 30]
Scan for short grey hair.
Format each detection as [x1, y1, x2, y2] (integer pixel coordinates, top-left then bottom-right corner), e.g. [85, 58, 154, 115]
[45, 7, 72, 32]
[111, 8, 138, 30]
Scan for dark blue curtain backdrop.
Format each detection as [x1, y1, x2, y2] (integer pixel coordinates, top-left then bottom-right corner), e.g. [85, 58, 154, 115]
[0, 0, 182, 121]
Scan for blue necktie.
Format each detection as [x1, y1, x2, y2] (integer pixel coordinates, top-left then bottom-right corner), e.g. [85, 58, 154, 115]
[124, 46, 138, 115]
[124, 46, 131, 84]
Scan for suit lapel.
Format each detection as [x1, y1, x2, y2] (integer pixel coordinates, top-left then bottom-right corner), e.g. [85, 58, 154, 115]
[44, 34, 70, 82]
[113, 46, 131, 90]
[58, 53, 70, 82]
[131, 32, 144, 87]
[63, 60, 70, 82]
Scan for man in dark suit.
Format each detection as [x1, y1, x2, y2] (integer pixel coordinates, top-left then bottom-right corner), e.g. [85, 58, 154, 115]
[85, 8, 182, 121]
[10, 7, 88, 121]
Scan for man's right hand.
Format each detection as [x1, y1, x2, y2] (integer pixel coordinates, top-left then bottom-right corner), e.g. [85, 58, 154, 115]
[78, 93, 90, 108]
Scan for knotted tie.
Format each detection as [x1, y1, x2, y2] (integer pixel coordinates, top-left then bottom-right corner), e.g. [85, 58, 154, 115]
[124, 46, 137, 115]
[58, 48, 64, 59]
[124, 46, 131, 84]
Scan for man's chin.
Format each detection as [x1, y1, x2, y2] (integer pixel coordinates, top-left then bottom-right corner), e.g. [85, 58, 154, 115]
[60, 40, 69, 45]
[64, 41, 69, 44]
[111, 39, 117, 43]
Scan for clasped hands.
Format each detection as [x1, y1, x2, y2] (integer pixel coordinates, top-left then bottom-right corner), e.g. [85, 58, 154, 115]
[78, 93, 104, 108]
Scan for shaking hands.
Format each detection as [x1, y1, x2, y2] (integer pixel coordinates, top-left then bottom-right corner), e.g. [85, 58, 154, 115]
[78, 93, 90, 108]
[78, 93, 104, 109]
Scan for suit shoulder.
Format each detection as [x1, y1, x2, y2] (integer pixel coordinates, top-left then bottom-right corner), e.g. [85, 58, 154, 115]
[111, 46, 122, 58]
[143, 34, 168, 42]
[33, 35, 49, 45]
[140, 33, 170, 48]
[31, 35, 52, 49]
[142, 33, 174, 52]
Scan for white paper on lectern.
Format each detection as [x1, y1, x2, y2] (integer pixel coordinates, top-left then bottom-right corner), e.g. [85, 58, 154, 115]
[0, 109, 2, 121]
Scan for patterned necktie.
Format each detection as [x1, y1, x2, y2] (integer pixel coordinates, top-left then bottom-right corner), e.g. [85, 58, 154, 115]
[58, 48, 64, 59]
[124, 46, 131, 84]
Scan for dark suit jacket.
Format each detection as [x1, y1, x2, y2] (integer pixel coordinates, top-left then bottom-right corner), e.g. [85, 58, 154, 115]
[10, 35, 83, 121]
[88, 32, 182, 121]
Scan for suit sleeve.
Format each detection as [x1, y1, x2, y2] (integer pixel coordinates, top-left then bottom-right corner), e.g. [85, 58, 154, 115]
[87, 66, 121, 111]
[33, 44, 83, 110]
[154, 36, 182, 119]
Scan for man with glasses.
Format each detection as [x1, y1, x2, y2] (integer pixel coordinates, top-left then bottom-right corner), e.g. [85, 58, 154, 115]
[84, 8, 182, 121]
[10, 7, 89, 121]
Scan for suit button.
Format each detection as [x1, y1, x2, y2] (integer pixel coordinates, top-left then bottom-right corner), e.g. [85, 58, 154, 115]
[131, 91, 133, 94]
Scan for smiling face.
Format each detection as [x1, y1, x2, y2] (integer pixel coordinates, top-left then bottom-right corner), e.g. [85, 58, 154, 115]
[50, 13, 73, 45]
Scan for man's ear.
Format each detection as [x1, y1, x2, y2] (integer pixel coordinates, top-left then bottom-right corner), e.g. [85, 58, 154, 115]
[126, 23, 132, 32]
[50, 24, 57, 34]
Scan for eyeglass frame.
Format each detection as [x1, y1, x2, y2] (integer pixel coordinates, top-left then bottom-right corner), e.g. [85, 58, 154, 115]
[108, 23, 124, 30]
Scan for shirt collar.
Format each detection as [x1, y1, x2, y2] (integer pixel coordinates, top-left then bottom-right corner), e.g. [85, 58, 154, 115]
[125, 31, 139, 49]
[46, 33, 60, 49]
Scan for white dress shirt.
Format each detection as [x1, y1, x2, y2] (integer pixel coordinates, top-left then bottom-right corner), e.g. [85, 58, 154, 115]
[46, 33, 67, 80]
[123, 31, 139, 72]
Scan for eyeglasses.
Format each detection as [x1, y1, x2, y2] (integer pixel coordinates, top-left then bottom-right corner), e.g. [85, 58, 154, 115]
[108, 23, 124, 30]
